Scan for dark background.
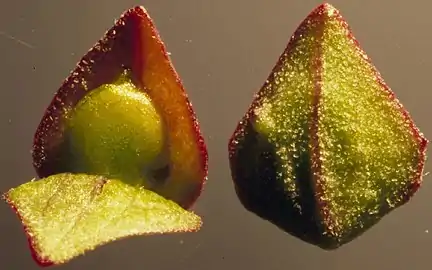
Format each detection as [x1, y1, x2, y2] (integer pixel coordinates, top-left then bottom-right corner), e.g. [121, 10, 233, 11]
[1, 1, 431, 269]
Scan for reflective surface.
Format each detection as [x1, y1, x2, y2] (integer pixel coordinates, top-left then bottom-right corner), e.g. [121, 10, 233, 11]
[1, 1, 431, 269]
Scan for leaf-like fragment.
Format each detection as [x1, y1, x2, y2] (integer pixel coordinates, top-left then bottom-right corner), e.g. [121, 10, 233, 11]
[3, 173, 202, 266]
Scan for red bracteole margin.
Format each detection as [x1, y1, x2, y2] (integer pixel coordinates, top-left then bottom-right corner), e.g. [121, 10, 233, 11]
[31, 6, 208, 209]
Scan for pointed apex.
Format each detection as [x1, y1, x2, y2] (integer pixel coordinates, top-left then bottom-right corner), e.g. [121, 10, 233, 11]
[316, 3, 338, 14]
[321, 3, 337, 10]
[130, 5, 147, 13]
[307, 3, 341, 22]
[288, 3, 345, 45]
[120, 6, 149, 20]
